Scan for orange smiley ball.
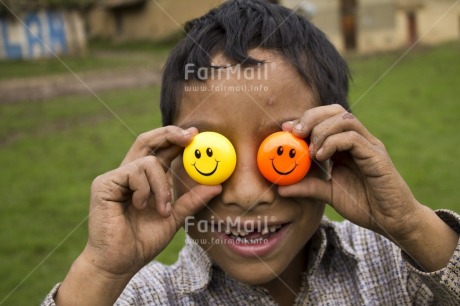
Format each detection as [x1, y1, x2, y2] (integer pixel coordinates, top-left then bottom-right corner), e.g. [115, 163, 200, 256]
[257, 131, 311, 186]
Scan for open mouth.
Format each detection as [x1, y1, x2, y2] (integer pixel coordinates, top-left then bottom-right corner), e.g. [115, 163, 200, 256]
[193, 160, 219, 176]
[271, 159, 297, 175]
[210, 222, 291, 257]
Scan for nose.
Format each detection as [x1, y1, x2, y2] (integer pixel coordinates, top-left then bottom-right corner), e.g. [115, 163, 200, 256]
[221, 145, 276, 210]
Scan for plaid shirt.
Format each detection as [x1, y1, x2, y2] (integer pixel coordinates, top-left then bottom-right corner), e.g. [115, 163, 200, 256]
[43, 210, 460, 305]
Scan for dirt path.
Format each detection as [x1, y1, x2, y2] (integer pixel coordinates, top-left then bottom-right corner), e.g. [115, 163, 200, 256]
[0, 67, 162, 104]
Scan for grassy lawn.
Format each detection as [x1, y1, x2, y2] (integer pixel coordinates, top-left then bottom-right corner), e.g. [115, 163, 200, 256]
[0, 41, 459, 304]
[0, 39, 174, 80]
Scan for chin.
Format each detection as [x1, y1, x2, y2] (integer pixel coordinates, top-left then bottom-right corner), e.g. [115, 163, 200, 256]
[206, 242, 302, 285]
[221, 260, 289, 285]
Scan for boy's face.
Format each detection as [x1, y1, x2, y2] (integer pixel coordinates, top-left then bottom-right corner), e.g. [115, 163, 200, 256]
[171, 49, 326, 285]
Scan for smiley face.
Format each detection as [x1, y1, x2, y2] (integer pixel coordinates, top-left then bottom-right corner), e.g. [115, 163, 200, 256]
[257, 131, 311, 185]
[183, 132, 237, 185]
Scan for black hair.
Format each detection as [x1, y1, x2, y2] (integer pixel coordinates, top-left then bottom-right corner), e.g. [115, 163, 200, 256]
[160, 0, 350, 126]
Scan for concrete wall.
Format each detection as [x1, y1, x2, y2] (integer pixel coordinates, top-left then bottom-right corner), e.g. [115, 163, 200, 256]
[282, 0, 460, 54]
[357, 0, 400, 53]
[87, 0, 460, 51]
[87, 0, 223, 42]
[415, 0, 460, 45]
[0, 10, 86, 60]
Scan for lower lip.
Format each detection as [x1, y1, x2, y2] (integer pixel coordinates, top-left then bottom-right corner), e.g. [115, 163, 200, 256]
[214, 224, 291, 258]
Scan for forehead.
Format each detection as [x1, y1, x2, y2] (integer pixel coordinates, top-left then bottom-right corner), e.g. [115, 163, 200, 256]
[175, 49, 317, 136]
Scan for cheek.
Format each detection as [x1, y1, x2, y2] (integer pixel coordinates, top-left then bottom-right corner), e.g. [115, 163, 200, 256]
[295, 200, 325, 242]
[171, 157, 198, 200]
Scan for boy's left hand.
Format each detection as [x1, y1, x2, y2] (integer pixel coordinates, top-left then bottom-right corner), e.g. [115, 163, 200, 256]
[279, 104, 425, 242]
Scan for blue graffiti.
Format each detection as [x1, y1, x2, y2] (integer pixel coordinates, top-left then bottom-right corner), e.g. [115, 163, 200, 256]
[0, 19, 22, 59]
[47, 12, 67, 54]
[0, 11, 68, 59]
[24, 13, 45, 58]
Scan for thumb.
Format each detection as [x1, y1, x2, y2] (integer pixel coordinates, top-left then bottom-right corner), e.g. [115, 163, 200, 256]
[278, 176, 332, 204]
[171, 185, 222, 228]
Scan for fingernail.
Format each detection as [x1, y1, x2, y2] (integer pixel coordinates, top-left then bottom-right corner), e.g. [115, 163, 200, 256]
[141, 201, 147, 209]
[294, 122, 303, 131]
[316, 148, 324, 157]
[181, 129, 191, 136]
[165, 202, 172, 214]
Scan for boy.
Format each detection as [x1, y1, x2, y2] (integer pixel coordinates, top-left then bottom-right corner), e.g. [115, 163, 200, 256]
[43, 1, 460, 305]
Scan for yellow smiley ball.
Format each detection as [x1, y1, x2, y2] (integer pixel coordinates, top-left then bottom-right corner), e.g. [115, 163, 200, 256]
[183, 132, 237, 185]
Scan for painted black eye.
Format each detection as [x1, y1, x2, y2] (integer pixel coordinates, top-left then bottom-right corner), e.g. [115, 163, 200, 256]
[277, 146, 284, 156]
[195, 149, 201, 159]
[206, 148, 213, 157]
[289, 149, 296, 158]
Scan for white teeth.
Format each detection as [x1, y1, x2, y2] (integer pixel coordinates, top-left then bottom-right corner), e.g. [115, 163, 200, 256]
[261, 227, 269, 235]
[226, 228, 249, 237]
[234, 237, 245, 243]
[235, 237, 264, 244]
[225, 224, 284, 237]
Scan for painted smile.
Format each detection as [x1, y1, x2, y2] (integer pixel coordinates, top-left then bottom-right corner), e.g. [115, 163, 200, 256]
[271, 159, 297, 175]
[193, 160, 220, 176]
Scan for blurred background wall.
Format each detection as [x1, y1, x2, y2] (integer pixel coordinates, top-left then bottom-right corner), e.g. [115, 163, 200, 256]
[85, 0, 460, 53]
[284, 0, 460, 53]
[0, 10, 86, 59]
[1, 0, 459, 60]
[87, 0, 223, 42]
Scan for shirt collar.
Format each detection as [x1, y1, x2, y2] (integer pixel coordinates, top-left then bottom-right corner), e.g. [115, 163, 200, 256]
[171, 235, 214, 296]
[306, 217, 359, 276]
[176, 217, 359, 295]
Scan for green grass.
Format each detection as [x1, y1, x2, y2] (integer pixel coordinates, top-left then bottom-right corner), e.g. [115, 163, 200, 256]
[89, 35, 182, 53]
[0, 41, 459, 304]
[326, 41, 460, 220]
[350, 41, 460, 211]
[0, 87, 160, 304]
[0, 39, 173, 80]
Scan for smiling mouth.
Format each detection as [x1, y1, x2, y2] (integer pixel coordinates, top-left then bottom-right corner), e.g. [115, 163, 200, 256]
[210, 222, 292, 257]
[193, 160, 219, 176]
[271, 159, 297, 175]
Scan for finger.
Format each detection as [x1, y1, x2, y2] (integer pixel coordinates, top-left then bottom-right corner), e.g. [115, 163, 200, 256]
[282, 104, 346, 138]
[111, 156, 172, 216]
[172, 185, 222, 228]
[141, 156, 173, 216]
[128, 167, 151, 210]
[121, 126, 198, 167]
[91, 172, 129, 204]
[309, 111, 378, 157]
[278, 176, 332, 204]
[315, 131, 375, 162]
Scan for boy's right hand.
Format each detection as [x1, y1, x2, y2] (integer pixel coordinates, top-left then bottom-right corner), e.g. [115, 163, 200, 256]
[56, 126, 221, 305]
[86, 126, 222, 276]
